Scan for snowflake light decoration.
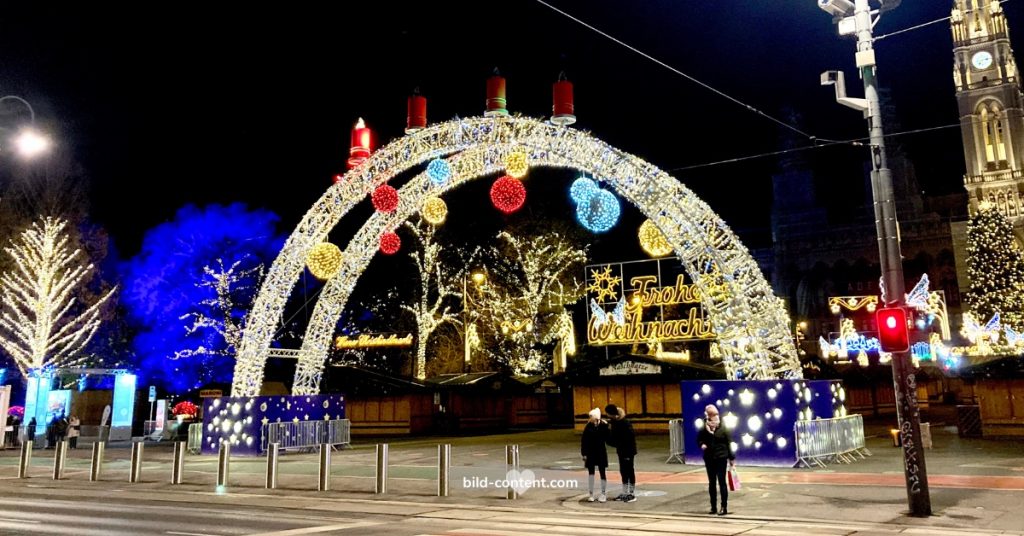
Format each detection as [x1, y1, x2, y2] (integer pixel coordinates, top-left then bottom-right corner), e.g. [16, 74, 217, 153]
[587, 266, 621, 302]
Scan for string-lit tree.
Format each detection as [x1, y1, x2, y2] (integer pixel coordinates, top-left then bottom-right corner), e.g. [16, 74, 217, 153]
[401, 216, 464, 380]
[966, 202, 1024, 330]
[174, 257, 264, 361]
[473, 230, 587, 375]
[0, 217, 116, 376]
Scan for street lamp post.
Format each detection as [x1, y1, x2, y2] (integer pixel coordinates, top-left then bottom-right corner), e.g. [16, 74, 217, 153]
[818, 0, 931, 516]
[0, 95, 51, 159]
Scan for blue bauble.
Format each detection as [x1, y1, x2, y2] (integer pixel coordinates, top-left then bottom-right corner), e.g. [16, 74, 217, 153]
[427, 159, 451, 186]
[577, 189, 621, 233]
[570, 177, 598, 204]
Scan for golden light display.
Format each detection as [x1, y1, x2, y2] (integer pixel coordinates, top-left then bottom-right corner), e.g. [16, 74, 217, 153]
[334, 333, 414, 349]
[421, 196, 448, 225]
[587, 269, 717, 346]
[306, 242, 343, 280]
[504, 150, 529, 178]
[638, 219, 673, 257]
[586, 266, 621, 301]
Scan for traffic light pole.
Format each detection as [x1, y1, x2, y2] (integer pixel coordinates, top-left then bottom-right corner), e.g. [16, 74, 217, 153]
[850, 0, 932, 516]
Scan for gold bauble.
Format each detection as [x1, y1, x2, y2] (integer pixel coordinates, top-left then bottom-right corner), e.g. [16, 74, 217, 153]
[638, 219, 673, 257]
[306, 242, 343, 280]
[504, 150, 529, 179]
[422, 197, 448, 225]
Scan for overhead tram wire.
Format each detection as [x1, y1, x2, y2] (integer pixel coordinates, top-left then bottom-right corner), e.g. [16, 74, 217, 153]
[669, 122, 963, 172]
[531, 0, 844, 145]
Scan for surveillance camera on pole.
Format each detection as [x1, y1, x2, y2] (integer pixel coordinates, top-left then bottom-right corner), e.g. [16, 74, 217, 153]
[818, 0, 854, 17]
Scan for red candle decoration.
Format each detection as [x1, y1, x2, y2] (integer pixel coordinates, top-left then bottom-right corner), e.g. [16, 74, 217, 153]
[490, 175, 526, 214]
[485, 70, 508, 117]
[380, 232, 401, 255]
[551, 73, 577, 126]
[371, 184, 399, 213]
[406, 93, 427, 134]
[347, 118, 373, 169]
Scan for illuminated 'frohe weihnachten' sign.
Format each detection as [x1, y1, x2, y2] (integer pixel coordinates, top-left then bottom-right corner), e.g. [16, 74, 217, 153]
[588, 273, 715, 345]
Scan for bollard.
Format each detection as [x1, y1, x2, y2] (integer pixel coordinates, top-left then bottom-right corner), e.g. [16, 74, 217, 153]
[266, 443, 279, 489]
[89, 442, 105, 482]
[437, 444, 450, 497]
[52, 440, 68, 480]
[505, 444, 520, 500]
[375, 443, 388, 494]
[171, 441, 187, 484]
[216, 443, 231, 488]
[18, 442, 32, 479]
[317, 443, 331, 491]
[129, 442, 144, 483]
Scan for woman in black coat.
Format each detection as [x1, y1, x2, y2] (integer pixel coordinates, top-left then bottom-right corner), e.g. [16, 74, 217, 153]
[580, 408, 609, 502]
[697, 404, 735, 515]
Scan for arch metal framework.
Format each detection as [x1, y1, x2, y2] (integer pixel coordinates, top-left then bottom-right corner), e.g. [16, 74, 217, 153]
[230, 116, 801, 397]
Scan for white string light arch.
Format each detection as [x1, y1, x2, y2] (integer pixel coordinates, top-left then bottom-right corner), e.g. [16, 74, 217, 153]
[231, 116, 801, 397]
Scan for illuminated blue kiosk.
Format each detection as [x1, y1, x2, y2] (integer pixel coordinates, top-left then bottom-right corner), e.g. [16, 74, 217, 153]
[23, 368, 138, 441]
[682, 379, 848, 467]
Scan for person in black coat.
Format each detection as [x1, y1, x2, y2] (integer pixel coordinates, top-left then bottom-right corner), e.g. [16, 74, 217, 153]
[581, 408, 609, 502]
[697, 404, 735, 515]
[26, 417, 37, 448]
[604, 404, 638, 502]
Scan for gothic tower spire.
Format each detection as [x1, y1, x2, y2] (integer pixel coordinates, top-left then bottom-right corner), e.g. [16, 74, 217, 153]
[953, 0, 1024, 228]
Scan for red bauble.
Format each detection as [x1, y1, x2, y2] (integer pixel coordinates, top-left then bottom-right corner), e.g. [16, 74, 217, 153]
[380, 232, 401, 255]
[372, 184, 399, 213]
[490, 175, 526, 214]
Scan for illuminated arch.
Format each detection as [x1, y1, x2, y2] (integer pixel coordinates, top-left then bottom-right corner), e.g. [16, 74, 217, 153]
[231, 116, 800, 397]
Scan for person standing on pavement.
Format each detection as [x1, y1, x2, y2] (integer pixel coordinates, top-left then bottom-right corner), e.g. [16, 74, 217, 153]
[604, 404, 637, 502]
[581, 407, 609, 503]
[26, 417, 37, 448]
[697, 404, 735, 515]
[68, 415, 80, 449]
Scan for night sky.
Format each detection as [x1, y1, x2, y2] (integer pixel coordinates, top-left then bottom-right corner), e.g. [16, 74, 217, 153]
[3, 1, 1023, 255]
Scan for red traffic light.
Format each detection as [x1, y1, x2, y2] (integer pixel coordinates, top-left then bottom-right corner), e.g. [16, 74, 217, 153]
[876, 307, 909, 352]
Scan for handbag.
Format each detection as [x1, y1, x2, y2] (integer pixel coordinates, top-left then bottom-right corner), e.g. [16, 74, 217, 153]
[727, 465, 741, 491]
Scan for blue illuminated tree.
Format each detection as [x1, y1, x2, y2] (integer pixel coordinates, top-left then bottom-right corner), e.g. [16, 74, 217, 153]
[121, 204, 285, 394]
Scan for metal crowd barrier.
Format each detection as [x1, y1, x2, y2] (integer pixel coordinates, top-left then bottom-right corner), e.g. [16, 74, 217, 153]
[794, 414, 870, 468]
[666, 418, 684, 463]
[262, 419, 351, 452]
[186, 423, 203, 454]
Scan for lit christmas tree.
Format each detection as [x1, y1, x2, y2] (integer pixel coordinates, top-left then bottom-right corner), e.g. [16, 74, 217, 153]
[0, 217, 116, 376]
[966, 202, 1024, 330]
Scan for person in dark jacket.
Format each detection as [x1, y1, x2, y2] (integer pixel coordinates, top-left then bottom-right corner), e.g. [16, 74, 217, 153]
[581, 408, 609, 502]
[604, 404, 638, 502]
[697, 404, 735, 515]
[26, 417, 37, 448]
